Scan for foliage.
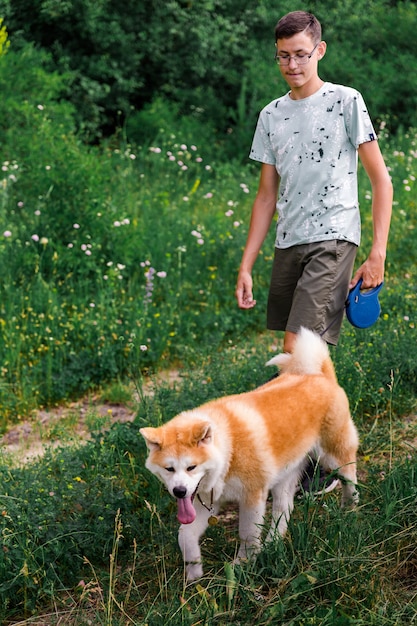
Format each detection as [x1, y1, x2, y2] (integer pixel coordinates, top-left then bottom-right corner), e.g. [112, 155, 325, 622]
[0, 0, 270, 143]
[0, 421, 154, 618]
[0, 8, 415, 624]
[0, 16, 9, 56]
[1, 0, 417, 146]
[0, 44, 75, 147]
[0, 349, 415, 622]
[0, 0, 145, 139]
[317, 0, 417, 132]
[0, 42, 417, 426]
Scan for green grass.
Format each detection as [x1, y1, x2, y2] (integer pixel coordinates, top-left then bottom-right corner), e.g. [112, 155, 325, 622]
[0, 336, 415, 624]
[1, 123, 417, 426]
[0, 127, 272, 423]
[0, 53, 416, 622]
[0, 80, 416, 425]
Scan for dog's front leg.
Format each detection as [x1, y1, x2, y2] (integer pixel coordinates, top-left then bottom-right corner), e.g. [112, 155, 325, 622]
[236, 497, 266, 562]
[178, 503, 214, 582]
[267, 471, 300, 540]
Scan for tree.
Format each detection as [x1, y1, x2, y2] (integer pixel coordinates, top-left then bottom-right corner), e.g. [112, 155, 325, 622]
[1, 0, 416, 145]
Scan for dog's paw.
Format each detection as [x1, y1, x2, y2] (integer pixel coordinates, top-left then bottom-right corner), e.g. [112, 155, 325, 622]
[235, 543, 260, 564]
[341, 487, 359, 509]
[186, 562, 203, 582]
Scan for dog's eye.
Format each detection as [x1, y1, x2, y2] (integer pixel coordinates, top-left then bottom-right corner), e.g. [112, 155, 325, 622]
[165, 467, 175, 473]
[187, 465, 196, 472]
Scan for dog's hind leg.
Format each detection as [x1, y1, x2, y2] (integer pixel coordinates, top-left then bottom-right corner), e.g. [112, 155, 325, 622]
[320, 410, 359, 508]
[321, 451, 358, 507]
[332, 430, 359, 508]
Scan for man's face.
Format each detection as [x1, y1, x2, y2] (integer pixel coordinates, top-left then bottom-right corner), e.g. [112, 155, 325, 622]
[276, 32, 325, 96]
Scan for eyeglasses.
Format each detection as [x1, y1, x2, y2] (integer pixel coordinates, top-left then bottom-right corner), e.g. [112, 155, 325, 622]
[275, 43, 319, 66]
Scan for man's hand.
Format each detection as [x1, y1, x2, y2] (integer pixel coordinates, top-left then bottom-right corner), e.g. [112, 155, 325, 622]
[349, 250, 385, 290]
[236, 271, 257, 309]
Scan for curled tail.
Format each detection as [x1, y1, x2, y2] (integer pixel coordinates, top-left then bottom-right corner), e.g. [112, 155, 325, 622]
[266, 327, 337, 382]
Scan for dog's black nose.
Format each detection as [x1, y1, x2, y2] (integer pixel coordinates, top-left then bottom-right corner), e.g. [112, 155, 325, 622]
[173, 486, 187, 499]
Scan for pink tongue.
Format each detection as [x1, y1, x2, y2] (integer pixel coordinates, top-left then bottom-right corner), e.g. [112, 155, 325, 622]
[177, 497, 196, 524]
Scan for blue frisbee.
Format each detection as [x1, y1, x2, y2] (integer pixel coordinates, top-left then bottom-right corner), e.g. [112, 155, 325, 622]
[345, 279, 384, 329]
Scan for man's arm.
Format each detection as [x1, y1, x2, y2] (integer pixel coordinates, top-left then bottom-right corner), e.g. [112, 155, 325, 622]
[351, 140, 393, 289]
[236, 163, 279, 309]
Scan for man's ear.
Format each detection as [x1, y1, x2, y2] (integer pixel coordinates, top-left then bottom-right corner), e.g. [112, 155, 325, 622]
[317, 40, 327, 60]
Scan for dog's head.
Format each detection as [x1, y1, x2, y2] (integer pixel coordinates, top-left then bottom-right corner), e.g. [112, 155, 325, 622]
[140, 415, 216, 524]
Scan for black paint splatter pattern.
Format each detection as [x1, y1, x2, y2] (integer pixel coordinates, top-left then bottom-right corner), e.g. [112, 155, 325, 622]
[250, 82, 376, 249]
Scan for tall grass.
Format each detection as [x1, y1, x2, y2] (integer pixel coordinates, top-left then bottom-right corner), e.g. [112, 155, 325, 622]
[0, 121, 275, 424]
[1, 110, 417, 426]
[0, 47, 416, 624]
[0, 340, 415, 623]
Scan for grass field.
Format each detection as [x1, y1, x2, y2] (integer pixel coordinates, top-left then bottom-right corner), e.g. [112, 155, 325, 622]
[0, 332, 415, 624]
[0, 115, 416, 622]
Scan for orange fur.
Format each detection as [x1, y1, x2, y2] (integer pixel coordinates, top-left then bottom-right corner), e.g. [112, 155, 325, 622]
[141, 328, 359, 581]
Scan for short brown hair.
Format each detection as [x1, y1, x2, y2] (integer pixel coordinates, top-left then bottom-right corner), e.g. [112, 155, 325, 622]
[275, 11, 322, 43]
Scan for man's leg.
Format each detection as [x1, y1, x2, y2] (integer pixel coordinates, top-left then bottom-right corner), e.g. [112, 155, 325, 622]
[283, 330, 297, 353]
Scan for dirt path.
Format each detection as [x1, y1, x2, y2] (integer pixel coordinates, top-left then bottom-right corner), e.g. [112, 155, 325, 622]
[0, 398, 136, 464]
[0, 370, 182, 465]
[1, 370, 416, 466]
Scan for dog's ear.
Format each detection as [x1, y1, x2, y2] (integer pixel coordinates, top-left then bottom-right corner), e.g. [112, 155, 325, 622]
[193, 422, 213, 447]
[140, 427, 162, 451]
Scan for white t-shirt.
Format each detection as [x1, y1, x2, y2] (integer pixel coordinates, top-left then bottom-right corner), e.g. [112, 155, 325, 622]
[249, 82, 377, 249]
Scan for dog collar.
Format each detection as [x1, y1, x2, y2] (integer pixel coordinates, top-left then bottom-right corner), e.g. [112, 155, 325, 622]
[197, 491, 218, 526]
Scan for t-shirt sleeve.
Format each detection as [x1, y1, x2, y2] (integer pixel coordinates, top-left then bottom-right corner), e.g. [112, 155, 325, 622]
[249, 111, 277, 165]
[345, 91, 377, 149]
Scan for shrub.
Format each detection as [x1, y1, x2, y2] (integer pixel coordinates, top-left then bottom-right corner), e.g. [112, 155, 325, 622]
[2, 0, 417, 145]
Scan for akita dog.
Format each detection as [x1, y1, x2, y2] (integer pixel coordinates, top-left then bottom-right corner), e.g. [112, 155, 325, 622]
[140, 328, 359, 581]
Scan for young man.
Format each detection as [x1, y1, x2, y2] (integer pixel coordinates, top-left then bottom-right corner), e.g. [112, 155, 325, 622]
[236, 11, 392, 354]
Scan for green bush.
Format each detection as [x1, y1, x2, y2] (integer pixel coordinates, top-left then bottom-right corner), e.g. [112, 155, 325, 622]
[1, 0, 416, 145]
[0, 41, 417, 424]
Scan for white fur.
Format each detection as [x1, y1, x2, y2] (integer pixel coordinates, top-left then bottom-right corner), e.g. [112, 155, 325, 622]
[141, 328, 359, 582]
[266, 327, 330, 374]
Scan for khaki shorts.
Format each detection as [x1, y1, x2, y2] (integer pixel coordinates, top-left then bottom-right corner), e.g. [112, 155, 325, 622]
[267, 240, 357, 345]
